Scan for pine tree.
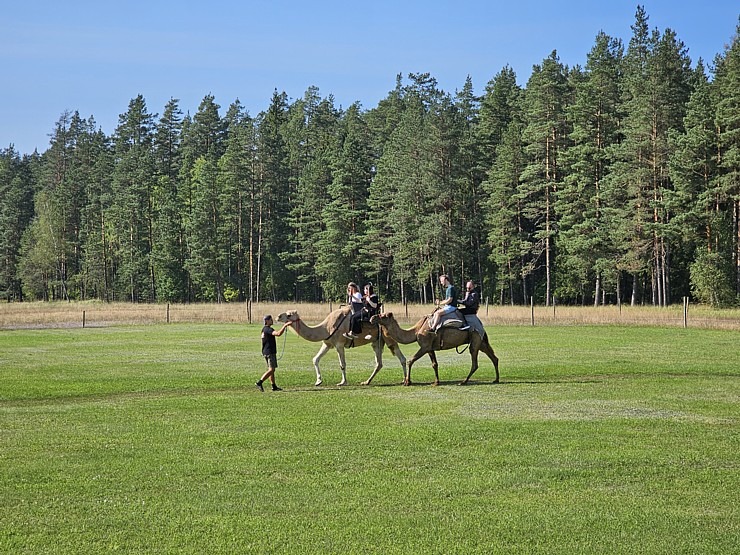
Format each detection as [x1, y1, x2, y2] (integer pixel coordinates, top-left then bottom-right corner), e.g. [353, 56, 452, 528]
[478, 66, 523, 298]
[152, 98, 187, 301]
[713, 19, 740, 300]
[218, 100, 255, 300]
[77, 119, 114, 301]
[255, 90, 291, 301]
[110, 95, 157, 302]
[184, 156, 224, 300]
[520, 50, 570, 306]
[558, 32, 623, 305]
[282, 88, 339, 300]
[316, 102, 373, 299]
[483, 117, 527, 304]
[23, 111, 90, 300]
[477, 66, 520, 171]
[0, 147, 36, 300]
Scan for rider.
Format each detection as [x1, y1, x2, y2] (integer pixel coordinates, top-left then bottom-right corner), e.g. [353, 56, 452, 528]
[458, 280, 480, 315]
[428, 274, 458, 333]
[345, 282, 380, 339]
[344, 282, 365, 339]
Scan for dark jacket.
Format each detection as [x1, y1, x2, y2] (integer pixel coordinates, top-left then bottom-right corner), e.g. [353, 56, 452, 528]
[459, 290, 480, 315]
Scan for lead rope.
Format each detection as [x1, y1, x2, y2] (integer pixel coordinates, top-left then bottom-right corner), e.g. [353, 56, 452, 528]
[276, 327, 289, 361]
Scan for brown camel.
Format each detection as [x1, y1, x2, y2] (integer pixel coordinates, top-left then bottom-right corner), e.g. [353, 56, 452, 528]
[370, 312, 499, 386]
[277, 307, 407, 386]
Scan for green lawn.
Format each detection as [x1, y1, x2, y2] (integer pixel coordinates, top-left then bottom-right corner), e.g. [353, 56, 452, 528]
[1, 324, 738, 554]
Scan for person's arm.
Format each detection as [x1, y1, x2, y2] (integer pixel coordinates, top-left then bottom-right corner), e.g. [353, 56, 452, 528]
[439, 287, 455, 306]
[273, 321, 292, 337]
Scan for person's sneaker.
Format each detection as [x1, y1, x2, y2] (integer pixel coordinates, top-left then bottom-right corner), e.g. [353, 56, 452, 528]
[271, 385, 283, 391]
[255, 381, 264, 392]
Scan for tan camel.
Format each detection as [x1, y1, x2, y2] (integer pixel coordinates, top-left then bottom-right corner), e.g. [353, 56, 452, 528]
[277, 307, 407, 386]
[370, 312, 499, 386]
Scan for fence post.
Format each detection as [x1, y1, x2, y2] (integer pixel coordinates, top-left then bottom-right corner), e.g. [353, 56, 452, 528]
[82, 310, 86, 328]
[486, 296, 489, 317]
[404, 297, 408, 319]
[247, 299, 252, 324]
[166, 303, 170, 324]
[531, 297, 535, 326]
[683, 296, 688, 328]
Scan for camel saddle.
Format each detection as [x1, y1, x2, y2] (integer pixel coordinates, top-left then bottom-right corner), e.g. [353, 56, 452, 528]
[433, 310, 486, 339]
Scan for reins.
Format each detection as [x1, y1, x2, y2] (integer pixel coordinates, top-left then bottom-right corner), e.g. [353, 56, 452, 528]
[277, 328, 289, 360]
[288, 310, 350, 343]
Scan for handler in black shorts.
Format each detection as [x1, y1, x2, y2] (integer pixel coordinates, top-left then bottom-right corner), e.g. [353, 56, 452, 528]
[256, 315, 292, 392]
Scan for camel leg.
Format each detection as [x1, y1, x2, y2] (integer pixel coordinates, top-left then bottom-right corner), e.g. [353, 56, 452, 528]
[429, 351, 440, 386]
[335, 344, 348, 386]
[390, 343, 408, 384]
[460, 347, 480, 385]
[361, 341, 384, 385]
[312, 342, 333, 386]
[480, 336, 500, 383]
[405, 348, 426, 386]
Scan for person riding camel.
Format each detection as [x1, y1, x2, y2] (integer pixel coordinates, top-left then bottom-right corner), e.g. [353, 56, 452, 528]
[345, 283, 380, 339]
[458, 280, 480, 315]
[428, 274, 458, 333]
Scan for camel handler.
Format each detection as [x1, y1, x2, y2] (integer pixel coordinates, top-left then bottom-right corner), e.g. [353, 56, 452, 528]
[428, 274, 458, 333]
[256, 315, 292, 392]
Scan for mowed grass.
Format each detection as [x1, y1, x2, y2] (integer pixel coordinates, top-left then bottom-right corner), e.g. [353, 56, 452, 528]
[0, 323, 738, 554]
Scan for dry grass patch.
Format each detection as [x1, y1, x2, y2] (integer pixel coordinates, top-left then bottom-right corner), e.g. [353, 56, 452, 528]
[1, 300, 739, 330]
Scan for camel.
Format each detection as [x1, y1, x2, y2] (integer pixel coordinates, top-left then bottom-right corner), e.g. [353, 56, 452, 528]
[277, 307, 407, 387]
[370, 312, 499, 386]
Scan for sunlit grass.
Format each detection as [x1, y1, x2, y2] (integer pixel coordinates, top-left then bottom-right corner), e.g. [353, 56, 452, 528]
[1, 323, 738, 553]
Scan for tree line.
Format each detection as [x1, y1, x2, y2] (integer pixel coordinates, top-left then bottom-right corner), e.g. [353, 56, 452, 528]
[1, 8, 739, 307]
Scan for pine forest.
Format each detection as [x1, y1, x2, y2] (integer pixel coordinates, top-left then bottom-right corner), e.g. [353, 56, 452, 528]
[2, 9, 739, 307]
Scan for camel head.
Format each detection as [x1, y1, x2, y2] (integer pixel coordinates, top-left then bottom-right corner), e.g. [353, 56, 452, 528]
[277, 310, 300, 323]
[370, 312, 395, 327]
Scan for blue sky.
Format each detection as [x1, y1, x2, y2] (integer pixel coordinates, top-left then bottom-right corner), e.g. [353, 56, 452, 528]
[2, 1, 738, 155]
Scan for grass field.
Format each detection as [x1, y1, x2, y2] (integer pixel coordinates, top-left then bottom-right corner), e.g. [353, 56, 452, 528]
[1, 318, 738, 553]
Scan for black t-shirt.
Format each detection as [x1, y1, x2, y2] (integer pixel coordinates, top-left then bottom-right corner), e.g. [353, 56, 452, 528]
[262, 325, 277, 356]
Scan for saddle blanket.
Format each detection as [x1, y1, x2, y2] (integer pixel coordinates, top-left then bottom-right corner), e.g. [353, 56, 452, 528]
[435, 311, 486, 339]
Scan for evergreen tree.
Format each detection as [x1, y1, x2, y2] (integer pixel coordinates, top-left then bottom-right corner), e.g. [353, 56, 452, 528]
[255, 90, 291, 301]
[712, 19, 740, 300]
[558, 32, 623, 304]
[520, 50, 570, 306]
[282, 88, 339, 300]
[483, 116, 527, 305]
[152, 98, 187, 301]
[77, 120, 114, 300]
[316, 102, 373, 299]
[184, 156, 224, 300]
[477, 66, 520, 171]
[611, 7, 693, 305]
[22, 111, 90, 300]
[0, 147, 36, 300]
[454, 76, 486, 286]
[110, 95, 157, 302]
[218, 100, 255, 300]
[363, 79, 406, 298]
[478, 66, 523, 297]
